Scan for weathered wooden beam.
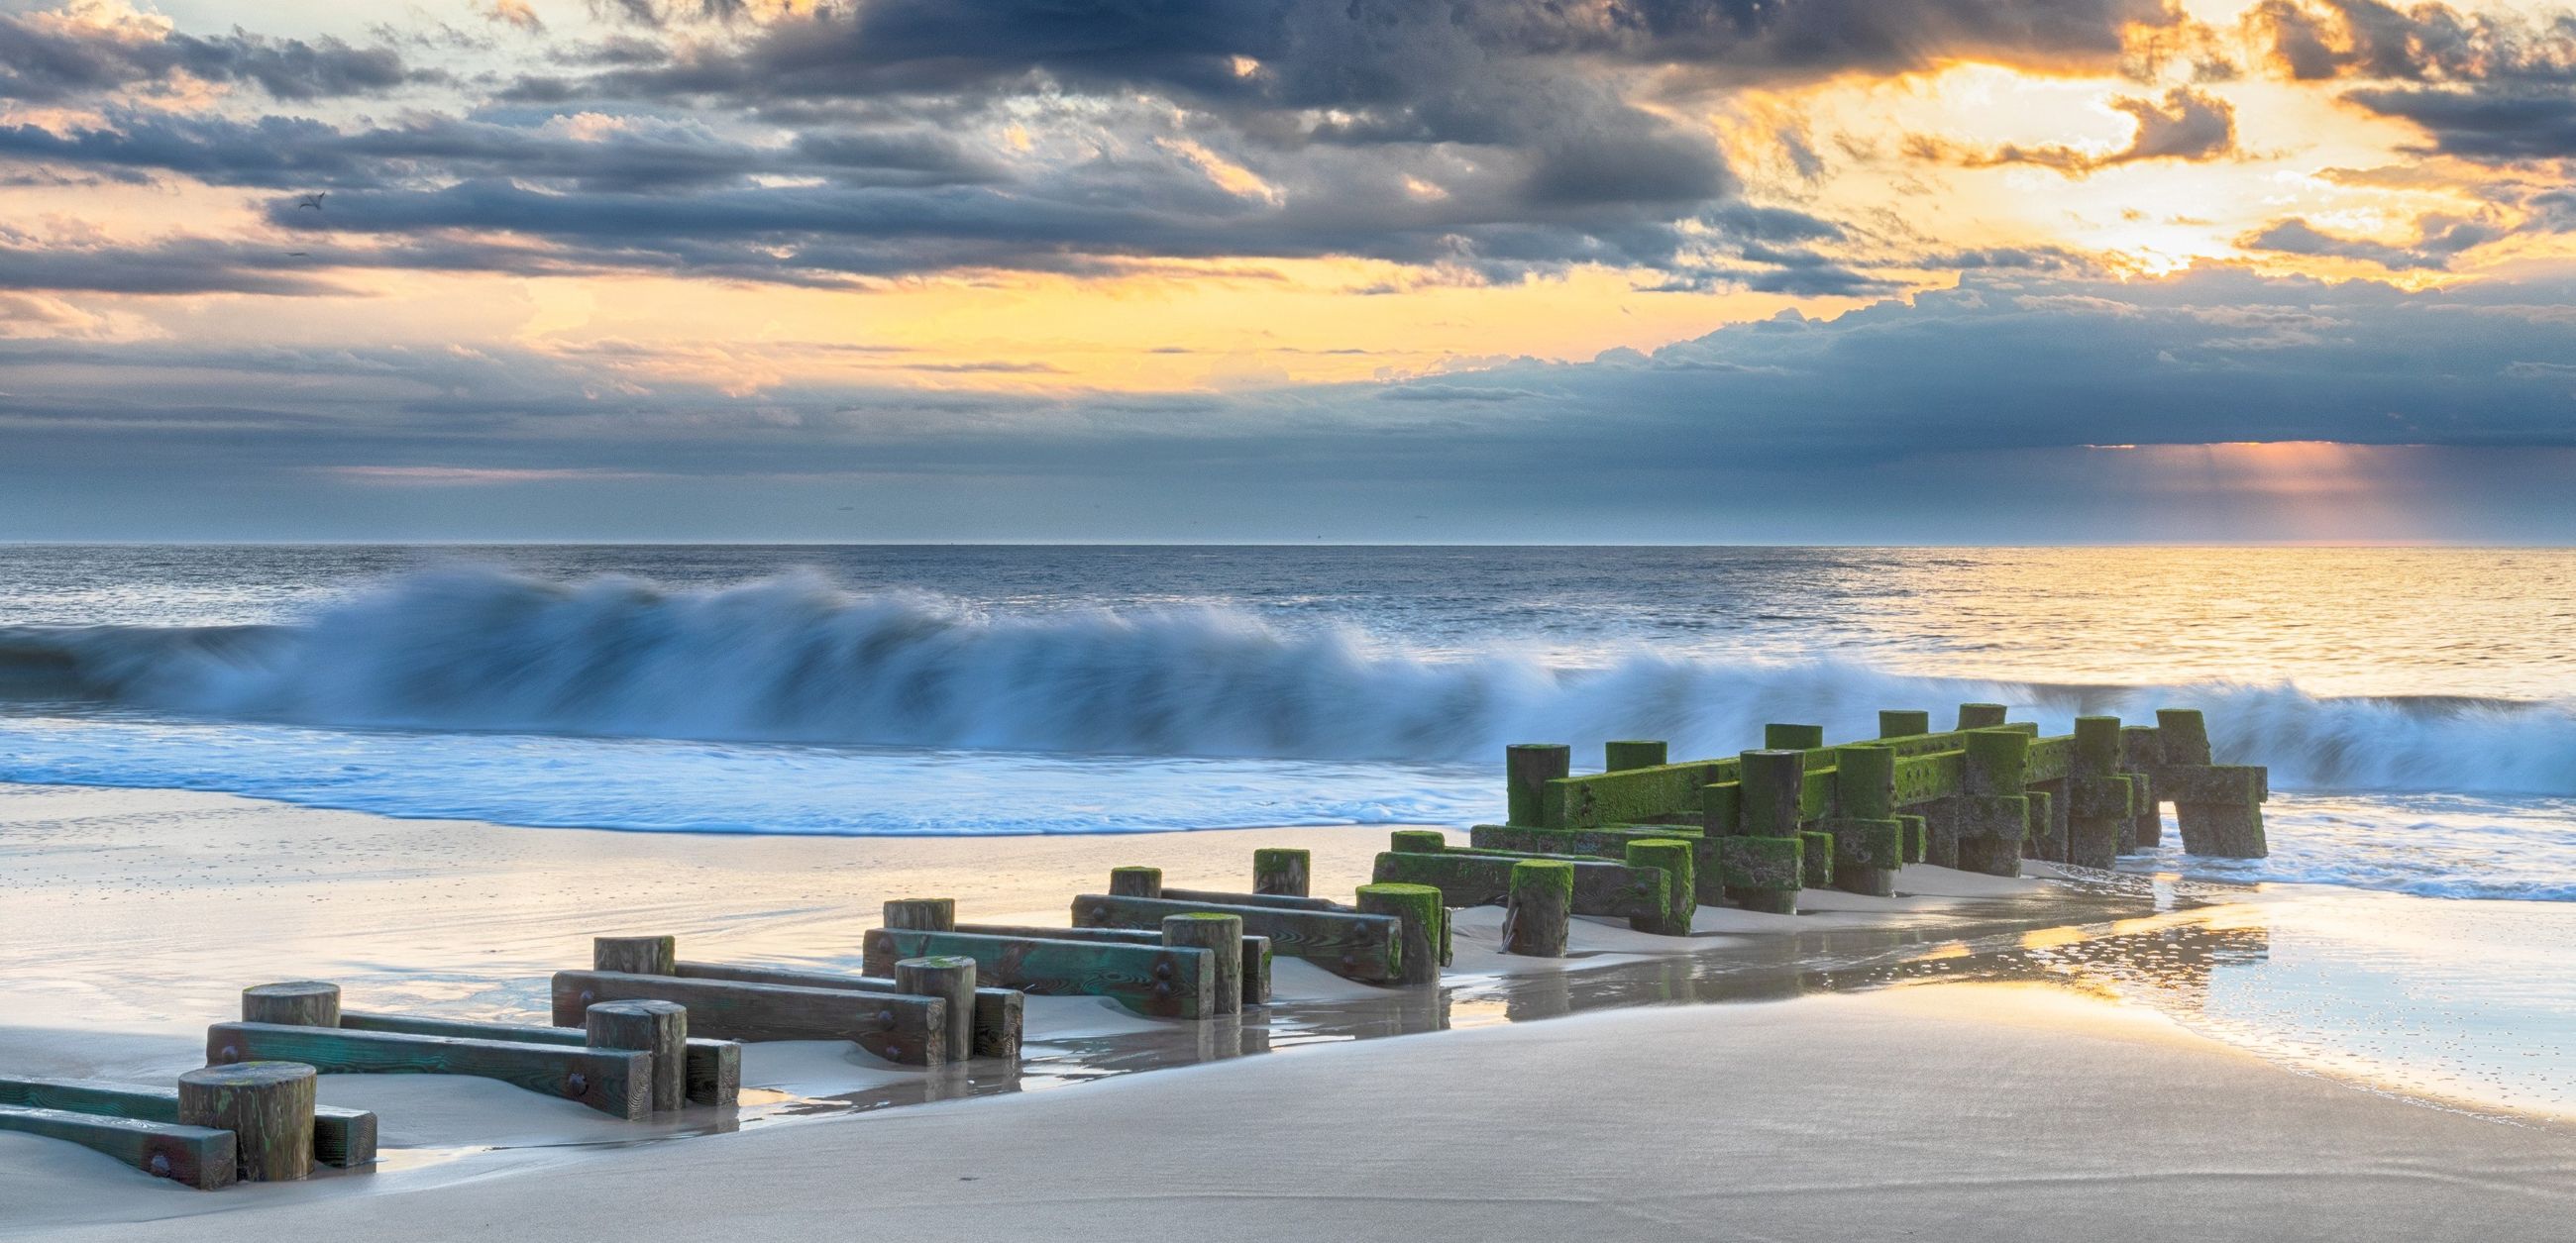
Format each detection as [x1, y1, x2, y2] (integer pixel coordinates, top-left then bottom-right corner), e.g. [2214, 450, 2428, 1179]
[865, 928, 1218, 1019]
[552, 972, 949, 1067]
[206, 1021, 652, 1120]
[1352, 885, 1446, 983]
[0, 1077, 375, 1169]
[949, 924, 1271, 1006]
[1070, 893, 1404, 986]
[0, 1104, 235, 1190]
[669, 962, 1022, 1059]
[1370, 848, 1672, 934]
[1161, 885, 1345, 912]
[1539, 758, 1735, 830]
[177, 1062, 313, 1183]
[338, 1011, 741, 1106]
[1622, 839, 1696, 935]
[2120, 725, 2165, 848]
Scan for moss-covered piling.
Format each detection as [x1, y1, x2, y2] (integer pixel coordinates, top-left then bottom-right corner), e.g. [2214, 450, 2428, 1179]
[1623, 839, 1695, 935]
[1603, 739, 1668, 772]
[1503, 860, 1573, 957]
[1506, 743, 1572, 826]
[1252, 847, 1312, 897]
[1354, 884, 1446, 984]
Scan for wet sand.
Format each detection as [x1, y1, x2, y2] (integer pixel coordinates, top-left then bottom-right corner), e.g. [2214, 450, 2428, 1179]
[4, 783, 2572, 1239]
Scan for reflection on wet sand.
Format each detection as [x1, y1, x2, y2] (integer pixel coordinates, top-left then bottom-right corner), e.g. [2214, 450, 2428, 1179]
[752, 873, 2301, 1126]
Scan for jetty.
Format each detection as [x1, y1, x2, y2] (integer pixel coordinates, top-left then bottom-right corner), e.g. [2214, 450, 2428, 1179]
[0, 702, 2264, 1189]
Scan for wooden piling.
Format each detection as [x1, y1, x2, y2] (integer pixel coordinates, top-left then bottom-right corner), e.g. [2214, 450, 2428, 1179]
[1737, 749, 1804, 837]
[1954, 728, 2031, 877]
[1503, 860, 1572, 957]
[1506, 743, 1572, 826]
[1828, 743, 1903, 894]
[894, 957, 981, 1058]
[2119, 725, 2164, 848]
[241, 982, 339, 1029]
[1108, 867, 1164, 898]
[1603, 739, 1667, 772]
[593, 936, 677, 977]
[1798, 830, 1835, 888]
[1388, 829, 1448, 854]
[585, 1000, 688, 1112]
[1878, 709, 1932, 738]
[883, 898, 957, 932]
[1764, 723, 1825, 751]
[1623, 839, 1696, 935]
[1957, 703, 2009, 730]
[1252, 847, 1312, 896]
[2155, 708, 2214, 765]
[2067, 715, 2128, 868]
[1717, 836, 1800, 914]
[176, 1062, 314, 1183]
[1354, 885, 1446, 984]
[1156, 916, 1246, 1011]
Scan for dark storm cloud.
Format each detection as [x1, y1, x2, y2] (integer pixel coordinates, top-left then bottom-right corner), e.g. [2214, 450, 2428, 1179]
[2344, 86, 2576, 160]
[0, 8, 432, 102]
[0, 236, 346, 295]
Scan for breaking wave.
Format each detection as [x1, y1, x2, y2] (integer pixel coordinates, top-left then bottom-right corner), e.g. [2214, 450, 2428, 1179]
[3, 566, 2570, 795]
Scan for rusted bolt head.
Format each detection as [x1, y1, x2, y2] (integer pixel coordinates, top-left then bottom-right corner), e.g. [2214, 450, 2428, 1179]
[218, 1045, 240, 1063]
[566, 1073, 588, 1095]
[885, 1046, 903, 1060]
[1153, 963, 1172, 979]
[149, 1154, 171, 1178]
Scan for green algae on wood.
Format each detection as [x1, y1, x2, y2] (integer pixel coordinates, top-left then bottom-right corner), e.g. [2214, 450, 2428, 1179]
[1506, 743, 1571, 826]
[1798, 830, 1835, 888]
[1763, 723, 1826, 752]
[1623, 838, 1696, 935]
[1503, 859, 1573, 957]
[1956, 702, 2008, 730]
[1738, 749, 1804, 837]
[1717, 835, 1800, 914]
[1388, 828, 1449, 855]
[1604, 739, 1668, 772]
[1878, 709, 1932, 738]
[1355, 884, 1446, 984]
[1373, 850, 1669, 931]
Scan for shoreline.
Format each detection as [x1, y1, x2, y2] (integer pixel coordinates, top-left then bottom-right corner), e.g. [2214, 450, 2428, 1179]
[4, 781, 2573, 1237]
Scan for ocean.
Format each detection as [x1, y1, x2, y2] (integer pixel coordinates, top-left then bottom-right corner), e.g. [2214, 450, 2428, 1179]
[2, 544, 2572, 898]
[5, 543, 2575, 1116]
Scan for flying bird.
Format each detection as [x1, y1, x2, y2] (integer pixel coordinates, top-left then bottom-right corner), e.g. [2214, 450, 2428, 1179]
[295, 193, 326, 210]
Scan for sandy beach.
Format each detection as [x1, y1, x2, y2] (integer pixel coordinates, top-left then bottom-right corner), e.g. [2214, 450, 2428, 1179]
[4, 780, 2573, 1239]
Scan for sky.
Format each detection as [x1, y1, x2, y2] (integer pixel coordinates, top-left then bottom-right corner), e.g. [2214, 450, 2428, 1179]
[3, 0, 2575, 543]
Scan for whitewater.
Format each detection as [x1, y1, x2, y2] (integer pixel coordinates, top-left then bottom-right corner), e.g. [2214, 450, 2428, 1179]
[1, 546, 2571, 899]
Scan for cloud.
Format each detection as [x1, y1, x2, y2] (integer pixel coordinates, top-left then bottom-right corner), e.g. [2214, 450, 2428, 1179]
[0, 1, 433, 103]
[7, 263, 2576, 539]
[2344, 86, 2576, 160]
[2245, 0, 2576, 84]
[2238, 215, 2502, 270]
[1910, 87, 2239, 176]
[478, 1, 546, 34]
